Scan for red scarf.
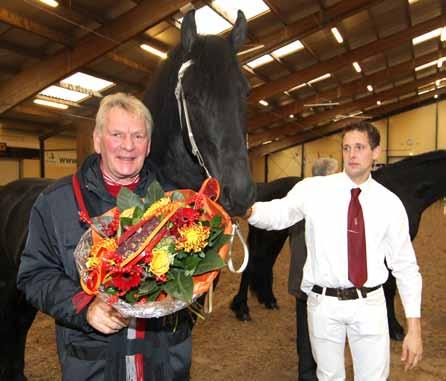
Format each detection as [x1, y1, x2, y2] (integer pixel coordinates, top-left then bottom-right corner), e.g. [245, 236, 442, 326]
[102, 169, 140, 198]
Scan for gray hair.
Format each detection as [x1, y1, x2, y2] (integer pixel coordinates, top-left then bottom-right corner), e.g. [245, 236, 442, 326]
[95, 92, 153, 136]
[312, 157, 338, 176]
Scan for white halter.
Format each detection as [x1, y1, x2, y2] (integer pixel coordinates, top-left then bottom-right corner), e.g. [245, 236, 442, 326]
[174, 59, 212, 178]
[174, 59, 249, 276]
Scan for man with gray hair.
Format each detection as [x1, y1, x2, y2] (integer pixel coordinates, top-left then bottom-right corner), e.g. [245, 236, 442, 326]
[289, 157, 338, 381]
[18, 93, 193, 380]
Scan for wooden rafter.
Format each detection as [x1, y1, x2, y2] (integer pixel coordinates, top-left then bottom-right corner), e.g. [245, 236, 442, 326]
[0, 0, 189, 114]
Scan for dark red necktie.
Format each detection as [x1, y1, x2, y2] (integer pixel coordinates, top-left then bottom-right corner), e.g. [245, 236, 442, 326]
[347, 188, 367, 287]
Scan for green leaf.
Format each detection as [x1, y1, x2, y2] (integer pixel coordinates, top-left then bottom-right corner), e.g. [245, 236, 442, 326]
[171, 191, 185, 201]
[147, 289, 162, 302]
[132, 206, 145, 223]
[144, 181, 165, 207]
[117, 187, 144, 211]
[137, 279, 158, 296]
[194, 251, 226, 275]
[210, 215, 222, 228]
[162, 269, 194, 302]
[183, 255, 201, 276]
[209, 233, 231, 250]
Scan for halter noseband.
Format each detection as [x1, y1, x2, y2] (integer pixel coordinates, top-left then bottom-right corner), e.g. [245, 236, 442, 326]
[174, 59, 212, 178]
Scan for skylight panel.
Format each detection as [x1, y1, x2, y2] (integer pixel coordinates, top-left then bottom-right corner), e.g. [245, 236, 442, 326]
[331, 27, 344, 44]
[40, 85, 88, 103]
[182, 6, 232, 35]
[414, 59, 442, 71]
[246, 54, 274, 69]
[412, 28, 443, 45]
[212, 0, 270, 21]
[272, 40, 304, 59]
[61, 72, 114, 92]
[34, 99, 68, 109]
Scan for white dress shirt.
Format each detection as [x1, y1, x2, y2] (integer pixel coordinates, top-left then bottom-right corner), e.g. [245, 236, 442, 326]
[248, 171, 422, 318]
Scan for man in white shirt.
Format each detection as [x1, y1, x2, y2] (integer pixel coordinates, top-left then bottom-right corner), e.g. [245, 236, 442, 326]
[247, 122, 423, 380]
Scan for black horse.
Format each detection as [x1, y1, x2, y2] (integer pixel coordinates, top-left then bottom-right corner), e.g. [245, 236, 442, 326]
[231, 150, 446, 341]
[0, 10, 255, 380]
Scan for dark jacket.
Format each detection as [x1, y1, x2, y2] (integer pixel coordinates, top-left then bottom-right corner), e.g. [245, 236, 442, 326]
[17, 154, 192, 381]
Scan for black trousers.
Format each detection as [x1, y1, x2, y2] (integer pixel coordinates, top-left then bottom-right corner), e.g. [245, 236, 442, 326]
[296, 297, 317, 381]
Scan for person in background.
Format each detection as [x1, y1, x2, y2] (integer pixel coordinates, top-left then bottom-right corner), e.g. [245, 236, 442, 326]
[17, 93, 193, 381]
[288, 157, 338, 381]
[246, 121, 422, 380]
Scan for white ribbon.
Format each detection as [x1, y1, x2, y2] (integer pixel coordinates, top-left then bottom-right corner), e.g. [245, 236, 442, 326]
[227, 220, 249, 273]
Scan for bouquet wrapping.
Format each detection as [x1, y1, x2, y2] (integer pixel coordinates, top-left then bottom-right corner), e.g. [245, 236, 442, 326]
[74, 178, 232, 318]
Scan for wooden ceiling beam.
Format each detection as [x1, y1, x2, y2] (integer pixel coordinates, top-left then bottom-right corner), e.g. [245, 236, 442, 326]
[0, 7, 70, 46]
[249, 14, 446, 102]
[249, 71, 445, 146]
[240, 0, 385, 64]
[249, 89, 445, 157]
[248, 48, 446, 131]
[0, 0, 189, 114]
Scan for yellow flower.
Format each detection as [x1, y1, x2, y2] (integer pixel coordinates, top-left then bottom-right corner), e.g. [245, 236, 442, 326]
[150, 247, 171, 277]
[120, 207, 136, 219]
[176, 224, 211, 253]
[143, 197, 171, 218]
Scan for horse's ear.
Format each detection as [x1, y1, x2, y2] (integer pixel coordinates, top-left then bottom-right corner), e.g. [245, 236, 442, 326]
[181, 10, 198, 53]
[229, 10, 247, 52]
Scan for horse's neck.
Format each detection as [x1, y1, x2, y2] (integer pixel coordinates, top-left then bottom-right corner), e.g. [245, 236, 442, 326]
[149, 126, 205, 190]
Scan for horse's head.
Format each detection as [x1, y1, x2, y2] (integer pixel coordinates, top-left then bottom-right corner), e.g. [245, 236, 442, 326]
[372, 150, 446, 239]
[145, 10, 256, 217]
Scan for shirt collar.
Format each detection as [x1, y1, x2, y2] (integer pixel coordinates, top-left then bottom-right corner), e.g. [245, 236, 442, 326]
[341, 171, 373, 193]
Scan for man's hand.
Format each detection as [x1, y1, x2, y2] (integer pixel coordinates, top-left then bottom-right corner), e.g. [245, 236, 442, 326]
[87, 297, 130, 334]
[401, 318, 423, 371]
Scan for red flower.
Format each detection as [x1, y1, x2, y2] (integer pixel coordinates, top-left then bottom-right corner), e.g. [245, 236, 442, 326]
[172, 207, 200, 226]
[107, 265, 143, 295]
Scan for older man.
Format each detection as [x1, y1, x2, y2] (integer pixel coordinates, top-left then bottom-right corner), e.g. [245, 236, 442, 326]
[17, 93, 193, 380]
[246, 122, 422, 380]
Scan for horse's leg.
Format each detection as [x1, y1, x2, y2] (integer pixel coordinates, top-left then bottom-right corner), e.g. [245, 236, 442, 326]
[0, 268, 37, 380]
[384, 272, 405, 341]
[296, 297, 317, 381]
[230, 269, 251, 321]
[254, 230, 287, 310]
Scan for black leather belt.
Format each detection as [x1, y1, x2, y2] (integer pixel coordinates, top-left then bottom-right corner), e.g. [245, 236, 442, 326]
[311, 284, 381, 300]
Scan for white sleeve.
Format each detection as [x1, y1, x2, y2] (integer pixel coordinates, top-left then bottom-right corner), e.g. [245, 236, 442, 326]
[385, 197, 422, 318]
[247, 179, 307, 231]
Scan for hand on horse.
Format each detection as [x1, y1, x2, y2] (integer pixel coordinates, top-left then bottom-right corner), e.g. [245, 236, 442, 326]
[87, 297, 130, 334]
[401, 317, 423, 371]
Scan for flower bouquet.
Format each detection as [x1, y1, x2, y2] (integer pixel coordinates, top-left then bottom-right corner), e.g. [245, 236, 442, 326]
[74, 178, 232, 318]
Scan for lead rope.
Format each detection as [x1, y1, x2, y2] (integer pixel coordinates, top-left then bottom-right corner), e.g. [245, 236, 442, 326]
[175, 60, 212, 178]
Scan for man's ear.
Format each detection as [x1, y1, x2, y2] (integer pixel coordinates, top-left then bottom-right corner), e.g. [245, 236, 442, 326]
[93, 129, 101, 154]
[372, 145, 381, 161]
[146, 139, 151, 156]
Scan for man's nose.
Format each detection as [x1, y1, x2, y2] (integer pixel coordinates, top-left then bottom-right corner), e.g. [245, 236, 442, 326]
[121, 135, 135, 150]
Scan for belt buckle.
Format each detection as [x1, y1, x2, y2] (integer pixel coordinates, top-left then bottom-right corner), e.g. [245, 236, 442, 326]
[336, 288, 353, 300]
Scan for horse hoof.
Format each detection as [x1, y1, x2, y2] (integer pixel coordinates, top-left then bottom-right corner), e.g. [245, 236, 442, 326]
[389, 322, 405, 341]
[230, 300, 251, 321]
[264, 301, 279, 310]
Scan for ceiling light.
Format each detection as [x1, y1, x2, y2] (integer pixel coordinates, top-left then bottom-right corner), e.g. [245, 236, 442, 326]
[367, 85, 373, 92]
[331, 27, 344, 44]
[434, 94, 439, 99]
[140, 44, 167, 59]
[262, 140, 272, 145]
[412, 28, 443, 45]
[408, 0, 419, 3]
[289, 114, 295, 119]
[272, 40, 304, 58]
[38, 0, 59, 7]
[179, 6, 231, 35]
[442, 27, 446, 42]
[40, 85, 88, 103]
[286, 83, 307, 93]
[376, 100, 382, 105]
[438, 58, 444, 68]
[415, 58, 443, 71]
[308, 73, 331, 84]
[418, 86, 436, 95]
[246, 54, 274, 69]
[211, 0, 270, 21]
[34, 99, 68, 109]
[352, 62, 362, 73]
[259, 99, 269, 107]
[61, 72, 114, 92]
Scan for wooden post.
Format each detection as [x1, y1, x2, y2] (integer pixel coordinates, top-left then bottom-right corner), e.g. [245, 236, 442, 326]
[76, 119, 95, 168]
